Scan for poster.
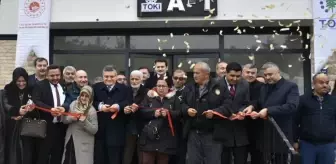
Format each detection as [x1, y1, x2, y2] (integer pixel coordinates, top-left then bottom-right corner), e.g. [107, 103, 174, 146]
[313, 0, 336, 73]
[15, 0, 52, 67]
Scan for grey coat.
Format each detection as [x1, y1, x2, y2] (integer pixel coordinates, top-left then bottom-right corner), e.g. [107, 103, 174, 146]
[62, 101, 98, 164]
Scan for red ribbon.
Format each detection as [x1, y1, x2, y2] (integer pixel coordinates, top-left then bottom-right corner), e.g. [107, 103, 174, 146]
[27, 104, 82, 118]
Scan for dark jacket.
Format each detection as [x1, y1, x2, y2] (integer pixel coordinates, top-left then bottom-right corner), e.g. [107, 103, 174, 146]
[0, 90, 5, 164]
[63, 82, 81, 111]
[138, 93, 180, 155]
[253, 78, 299, 152]
[213, 78, 250, 147]
[28, 74, 39, 89]
[295, 92, 336, 144]
[144, 73, 173, 89]
[181, 79, 232, 138]
[92, 82, 132, 146]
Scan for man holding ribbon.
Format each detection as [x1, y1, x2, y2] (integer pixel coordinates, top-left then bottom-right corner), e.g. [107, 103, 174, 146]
[32, 65, 67, 164]
[181, 62, 232, 164]
[92, 65, 132, 164]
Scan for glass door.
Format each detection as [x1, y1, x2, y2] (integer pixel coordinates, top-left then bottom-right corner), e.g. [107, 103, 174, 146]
[173, 54, 220, 83]
[129, 54, 173, 75]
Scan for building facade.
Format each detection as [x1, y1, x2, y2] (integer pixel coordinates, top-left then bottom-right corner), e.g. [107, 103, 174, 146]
[0, 0, 313, 94]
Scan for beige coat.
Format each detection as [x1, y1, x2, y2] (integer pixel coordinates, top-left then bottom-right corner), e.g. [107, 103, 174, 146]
[62, 101, 98, 164]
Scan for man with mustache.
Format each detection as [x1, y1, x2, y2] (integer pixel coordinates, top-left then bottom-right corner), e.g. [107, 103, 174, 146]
[294, 73, 336, 164]
[28, 57, 48, 88]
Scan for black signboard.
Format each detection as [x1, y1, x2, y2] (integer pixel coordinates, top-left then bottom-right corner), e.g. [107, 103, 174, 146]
[137, 0, 218, 17]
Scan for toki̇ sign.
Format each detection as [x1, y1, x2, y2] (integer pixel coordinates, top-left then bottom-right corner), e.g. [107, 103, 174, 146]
[138, 0, 217, 17]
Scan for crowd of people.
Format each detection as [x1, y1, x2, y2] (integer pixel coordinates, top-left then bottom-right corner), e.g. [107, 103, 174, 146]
[0, 57, 335, 164]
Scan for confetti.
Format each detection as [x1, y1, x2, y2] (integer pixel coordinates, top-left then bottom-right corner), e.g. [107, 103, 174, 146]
[256, 40, 262, 43]
[268, 19, 274, 22]
[158, 47, 162, 51]
[219, 30, 223, 35]
[298, 31, 302, 36]
[188, 60, 192, 64]
[285, 23, 292, 27]
[170, 33, 174, 38]
[306, 33, 310, 40]
[293, 20, 301, 24]
[290, 32, 293, 36]
[172, 45, 175, 49]
[272, 34, 275, 38]
[247, 20, 253, 23]
[249, 26, 256, 29]
[288, 65, 292, 68]
[270, 44, 274, 50]
[163, 53, 166, 57]
[165, 20, 169, 23]
[260, 26, 264, 29]
[186, 49, 190, 53]
[248, 55, 255, 61]
[254, 35, 259, 38]
[184, 41, 190, 46]
[204, 15, 212, 19]
[157, 38, 161, 42]
[202, 29, 209, 32]
[237, 29, 242, 34]
[234, 26, 239, 31]
[290, 38, 298, 41]
[233, 20, 238, 22]
[210, 21, 215, 25]
[209, 8, 216, 14]
[178, 63, 183, 68]
[190, 63, 195, 69]
[246, 46, 251, 49]
[162, 39, 168, 43]
[256, 46, 261, 51]
[184, 33, 189, 36]
[308, 53, 311, 59]
[280, 28, 290, 31]
[242, 29, 246, 33]
[305, 44, 309, 49]
[265, 4, 276, 9]
[278, 21, 284, 26]
[297, 26, 300, 31]
[280, 45, 287, 49]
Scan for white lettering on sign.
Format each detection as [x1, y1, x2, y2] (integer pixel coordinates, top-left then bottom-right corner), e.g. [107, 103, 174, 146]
[167, 0, 185, 12]
[141, 0, 162, 12]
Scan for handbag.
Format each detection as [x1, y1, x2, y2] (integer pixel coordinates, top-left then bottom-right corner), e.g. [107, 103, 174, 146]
[20, 100, 47, 138]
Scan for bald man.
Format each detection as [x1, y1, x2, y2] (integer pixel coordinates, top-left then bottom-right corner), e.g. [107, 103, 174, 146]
[250, 62, 299, 164]
[294, 73, 336, 164]
[63, 70, 89, 111]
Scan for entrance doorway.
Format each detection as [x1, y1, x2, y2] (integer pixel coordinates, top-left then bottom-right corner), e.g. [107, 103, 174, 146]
[130, 53, 220, 82]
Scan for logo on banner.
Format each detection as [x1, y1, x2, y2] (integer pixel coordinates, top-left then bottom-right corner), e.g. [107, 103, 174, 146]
[320, 0, 336, 13]
[141, 0, 162, 12]
[318, 0, 336, 29]
[24, 0, 46, 18]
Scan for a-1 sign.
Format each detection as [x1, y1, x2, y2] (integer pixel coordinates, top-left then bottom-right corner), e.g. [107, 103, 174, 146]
[138, 0, 217, 17]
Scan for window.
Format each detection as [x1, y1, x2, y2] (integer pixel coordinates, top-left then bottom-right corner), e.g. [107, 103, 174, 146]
[224, 35, 302, 49]
[53, 54, 126, 82]
[224, 53, 305, 94]
[54, 36, 126, 50]
[130, 35, 219, 49]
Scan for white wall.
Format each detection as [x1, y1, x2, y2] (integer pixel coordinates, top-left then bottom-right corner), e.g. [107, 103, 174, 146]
[0, 0, 19, 34]
[0, 0, 313, 34]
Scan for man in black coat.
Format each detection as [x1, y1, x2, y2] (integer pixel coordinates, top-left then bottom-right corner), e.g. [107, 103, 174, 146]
[93, 65, 132, 164]
[250, 62, 299, 164]
[144, 59, 173, 89]
[214, 62, 250, 164]
[32, 65, 67, 164]
[242, 63, 264, 164]
[28, 57, 48, 88]
[181, 62, 232, 164]
[0, 90, 5, 164]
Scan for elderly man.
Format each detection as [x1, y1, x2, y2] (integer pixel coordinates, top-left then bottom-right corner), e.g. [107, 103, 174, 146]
[93, 65, 132, 164]
[249, 62, 299, 164]
[123, 70, 148, 164]
[62, 66, 76, 86]
[215, 62, 227, 81]
[63, 70, 89, 111]
[181, 62, 232, 164]
[295, 73, 336, 164]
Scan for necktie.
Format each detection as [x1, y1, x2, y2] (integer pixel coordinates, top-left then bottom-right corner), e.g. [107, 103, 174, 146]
[53, 84, 61, 122]
[158, 75, 164, 80]
[229, 85, 236, 98]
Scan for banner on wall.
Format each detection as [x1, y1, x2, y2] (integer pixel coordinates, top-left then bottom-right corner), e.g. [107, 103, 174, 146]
[313, 0, 336, 73]
[15, 0, 52, 67]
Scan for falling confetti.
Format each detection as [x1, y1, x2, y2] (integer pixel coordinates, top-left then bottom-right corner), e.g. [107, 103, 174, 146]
[290, 32, 293, 36]
[247, 20, 253, 23]
[293, 20, 301, 24]
[285, 23, 293, 27]
[209, 8, 216, 14]
[268, 20, 275, 22]
[256, 40, 262, 43]
[273, 30, 279, 35]
[288, 65, 292, 68]
[157, 38, 161, 42]
[204, 15, 212, 19]
[219, 30, 223, 35]
[233, 20, 238, 22]
[184, 33, 189, 36]
[172, 45, 175, 50]
[298, 31, 302, 36]
[280, 45, 287, 49]
[260, 26, 264, 29]
[249, 26, 256, 29]
[202, 29, 209, 32]
[186, 49, 190, 53]
[305, 44, 309, 49]
[163, 53, 166, 57]
[170, 33, 174, 38]
[306, 33, 310, 40]
[280, 28, 290, 31]
[254, 35, 259, 38]
[162, 39, 168, 43]
[158, 47, 162, 51]
[242, 29, 246, 33]
[308, 53, 311, 59]
[270, 44, 274, 50]
[165, 20, 169, 23]
[190, 63, 195, 69]
[248, 55, 255, 61]
[188, 60, 192, 64]
[256, 46, 261, 51]
[272, 34, 275, 38]
[178, 62, 183, 68]
[278, 21, 284, 26]
[210, 21, 215, 25]
[297, 26, 300, 31]
[237, 29, 242, 34]
[265, 4, 276, 9]
[234, 26, 239, 31]
[290, 38, 298, 41]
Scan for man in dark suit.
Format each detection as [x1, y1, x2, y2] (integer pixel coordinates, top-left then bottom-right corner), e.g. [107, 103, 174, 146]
[28, 57, 48, 88]
[32, 65, 67, 164]
[93, 65, 132, 164]
[181, 62, 232, 164]
[0, 90, 5, 164]
[214, 62, 250, 164]
[249, 62, 299, 164]
[242, 64, 264, 164]
[144, 59, 173, 89]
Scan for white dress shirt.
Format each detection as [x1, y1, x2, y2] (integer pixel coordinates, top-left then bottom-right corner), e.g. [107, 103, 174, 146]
[50, 83, 66, 123]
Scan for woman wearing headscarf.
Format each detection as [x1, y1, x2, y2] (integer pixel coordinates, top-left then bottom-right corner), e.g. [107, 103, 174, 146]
[62, 85, 98, 164]
[3, 67, 35, 164]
